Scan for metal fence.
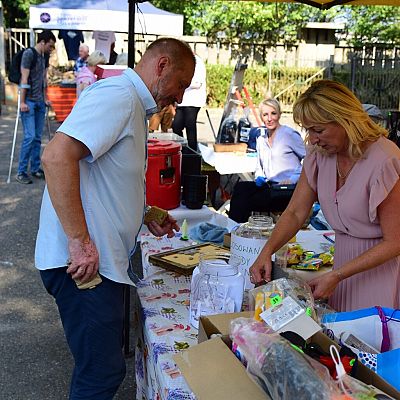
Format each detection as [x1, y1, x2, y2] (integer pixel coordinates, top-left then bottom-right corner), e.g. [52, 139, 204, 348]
[331, 55, 400, 111]
[5, 28, 31, 67]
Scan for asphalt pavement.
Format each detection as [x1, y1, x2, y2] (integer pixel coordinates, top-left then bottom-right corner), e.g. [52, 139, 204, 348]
[0, 106, 136, 400]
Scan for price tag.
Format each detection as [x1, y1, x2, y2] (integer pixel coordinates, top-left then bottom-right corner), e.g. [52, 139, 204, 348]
[259, 296, 304, 331]
[270, 294, 282, 307]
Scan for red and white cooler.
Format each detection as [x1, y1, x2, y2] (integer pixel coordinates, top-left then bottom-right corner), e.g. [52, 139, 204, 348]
[146, 139, 182, 210]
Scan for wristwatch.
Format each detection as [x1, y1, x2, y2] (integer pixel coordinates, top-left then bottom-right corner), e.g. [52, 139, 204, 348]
[144, 205, 152, 215]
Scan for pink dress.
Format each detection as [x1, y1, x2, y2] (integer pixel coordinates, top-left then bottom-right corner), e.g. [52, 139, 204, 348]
[304, 137, 400, 311]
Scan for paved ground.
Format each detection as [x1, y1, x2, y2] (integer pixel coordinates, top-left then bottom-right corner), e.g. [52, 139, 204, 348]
[0, 106, 136, 400]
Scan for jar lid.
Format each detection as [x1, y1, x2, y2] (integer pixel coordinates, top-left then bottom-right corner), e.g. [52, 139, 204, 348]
[147, 139, 181, 155]
[198, 252, 242, 276]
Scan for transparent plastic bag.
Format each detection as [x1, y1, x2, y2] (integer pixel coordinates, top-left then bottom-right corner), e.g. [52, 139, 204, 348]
[230, 317, 341, 400]
[248, 277, 317, 324]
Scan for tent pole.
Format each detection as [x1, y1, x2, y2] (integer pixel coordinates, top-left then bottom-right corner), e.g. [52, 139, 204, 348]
[128, 0, 135, 68]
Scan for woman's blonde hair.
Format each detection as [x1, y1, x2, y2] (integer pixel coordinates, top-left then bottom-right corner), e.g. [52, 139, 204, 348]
[87, 50, 107, 67]
[293, 79, 387, 158]
[259, 98, 281, 117]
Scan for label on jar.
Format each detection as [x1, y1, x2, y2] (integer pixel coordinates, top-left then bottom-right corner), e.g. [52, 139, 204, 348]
[230, 234, 267, 289]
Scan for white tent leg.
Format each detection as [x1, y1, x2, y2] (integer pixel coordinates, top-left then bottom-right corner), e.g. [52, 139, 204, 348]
[6, 89, 21, 184]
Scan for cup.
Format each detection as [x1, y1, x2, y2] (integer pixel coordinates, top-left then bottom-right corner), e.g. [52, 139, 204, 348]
[182, 174, 208, 209]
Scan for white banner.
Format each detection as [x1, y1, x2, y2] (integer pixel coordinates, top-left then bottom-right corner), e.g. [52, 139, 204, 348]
[29, 7, 183, 36]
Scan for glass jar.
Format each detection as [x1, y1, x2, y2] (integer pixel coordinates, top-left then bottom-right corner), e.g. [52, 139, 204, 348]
[230, 215, 274, 290]
[189, 251, 244, 329]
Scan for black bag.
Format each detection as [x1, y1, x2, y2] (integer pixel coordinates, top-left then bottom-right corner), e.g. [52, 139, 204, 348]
[268, 183, 296, 205]
[8, 47, 38, 84]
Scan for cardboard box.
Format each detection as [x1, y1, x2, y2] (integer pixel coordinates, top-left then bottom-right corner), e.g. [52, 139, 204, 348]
[175, 312, 400, 400]
[213, 143, 248, 153]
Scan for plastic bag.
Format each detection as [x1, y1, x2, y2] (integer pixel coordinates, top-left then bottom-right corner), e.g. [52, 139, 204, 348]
[230, 317, 341, 400]
[248, 277, 317, 324]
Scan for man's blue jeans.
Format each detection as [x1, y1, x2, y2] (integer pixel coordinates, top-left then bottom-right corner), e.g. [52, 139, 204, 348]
[40, 268, 126, 399]
[18, 99, 46, 174]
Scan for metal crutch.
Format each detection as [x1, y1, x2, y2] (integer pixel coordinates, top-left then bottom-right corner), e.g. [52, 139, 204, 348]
[46, 104, 52, 141]
[6, 89, 21, 184]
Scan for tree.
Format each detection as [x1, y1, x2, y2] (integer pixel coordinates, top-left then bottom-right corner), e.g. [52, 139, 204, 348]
[2, 0, 45, 28]
[152, 0, 334, 45]
[339, 6, 400, 46]
[152, 1, 399, 47]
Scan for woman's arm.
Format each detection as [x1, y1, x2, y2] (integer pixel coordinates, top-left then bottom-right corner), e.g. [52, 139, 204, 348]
[250, 169, 317, 283]
[309, 179, 400, 299]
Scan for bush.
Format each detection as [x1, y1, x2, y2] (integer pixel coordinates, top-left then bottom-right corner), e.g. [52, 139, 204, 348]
[206, 63, 323, 109]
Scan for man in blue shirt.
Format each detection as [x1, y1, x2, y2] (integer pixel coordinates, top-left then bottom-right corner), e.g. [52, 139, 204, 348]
[73, 44, 89, 75]
[36, 38, 195, 399]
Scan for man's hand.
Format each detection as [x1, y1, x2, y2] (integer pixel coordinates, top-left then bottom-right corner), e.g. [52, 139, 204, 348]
[146, 214, 180, 238]
[20, 102, 29, 112]
[67, 237, 99, 283]
[45, 100, 52, 107]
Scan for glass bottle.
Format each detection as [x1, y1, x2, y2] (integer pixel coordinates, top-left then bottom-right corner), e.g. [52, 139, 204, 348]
[230, 215, 274, 290]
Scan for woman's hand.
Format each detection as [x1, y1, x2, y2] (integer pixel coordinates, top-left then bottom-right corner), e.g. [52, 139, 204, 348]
[147, 214, 180, 238]
[249, 254, 273, 285]
[308, 271, 340, 300]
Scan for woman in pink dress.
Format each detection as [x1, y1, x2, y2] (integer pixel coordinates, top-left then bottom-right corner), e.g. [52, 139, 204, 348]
[76, 50, 107, 97]
[250, 80, 400, 311]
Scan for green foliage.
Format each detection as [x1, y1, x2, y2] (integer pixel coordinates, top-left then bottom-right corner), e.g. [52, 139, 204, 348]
[2, 0, 45, 27]
[152, 1, 333, 46]
[206, 63, 323, 108]
[339, 6, 400, 46]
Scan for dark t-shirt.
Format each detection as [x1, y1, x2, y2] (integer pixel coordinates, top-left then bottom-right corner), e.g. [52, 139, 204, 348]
[58, 30, 84, 60]
[21, 48, 46, 102]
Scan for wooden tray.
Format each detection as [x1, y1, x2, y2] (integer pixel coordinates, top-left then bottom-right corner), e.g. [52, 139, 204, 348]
[149, 243, 225, 275]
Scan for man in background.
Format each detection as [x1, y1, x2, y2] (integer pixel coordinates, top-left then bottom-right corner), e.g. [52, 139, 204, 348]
[73, 44, 90, 75]
[172, 54, 206, 150]
[17, 29, 56, 184]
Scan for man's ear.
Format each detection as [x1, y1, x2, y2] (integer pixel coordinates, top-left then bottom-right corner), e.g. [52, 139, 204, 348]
[156, 56, 170, 77]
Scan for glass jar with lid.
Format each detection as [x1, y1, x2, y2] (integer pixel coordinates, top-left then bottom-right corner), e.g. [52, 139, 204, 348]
[189, 251, 244, 329]
[230, 215, 274, 290]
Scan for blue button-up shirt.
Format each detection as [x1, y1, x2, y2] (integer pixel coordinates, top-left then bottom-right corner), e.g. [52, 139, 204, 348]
[35, 69, 157, 285]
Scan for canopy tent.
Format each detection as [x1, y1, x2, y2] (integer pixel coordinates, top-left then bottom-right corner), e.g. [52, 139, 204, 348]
[29, 0, 184, 36]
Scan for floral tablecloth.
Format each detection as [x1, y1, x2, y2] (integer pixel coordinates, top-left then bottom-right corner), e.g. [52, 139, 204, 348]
[135, 233, 198, 400]
[134, 229, 334, 399]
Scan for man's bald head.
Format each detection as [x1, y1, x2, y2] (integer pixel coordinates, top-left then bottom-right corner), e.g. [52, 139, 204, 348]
[135, 38, 196, 110]
[142, 38, 195, 69]
[79, 44, 90, 60]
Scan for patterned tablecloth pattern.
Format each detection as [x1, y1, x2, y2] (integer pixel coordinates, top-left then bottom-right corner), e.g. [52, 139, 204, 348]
[135, 233, 198, 400]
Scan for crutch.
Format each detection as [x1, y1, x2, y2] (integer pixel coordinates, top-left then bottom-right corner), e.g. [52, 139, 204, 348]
[46, 104, 52, 141]
[6, 89, 21, 184]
